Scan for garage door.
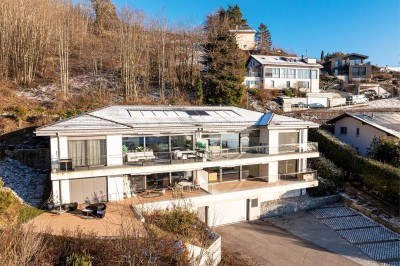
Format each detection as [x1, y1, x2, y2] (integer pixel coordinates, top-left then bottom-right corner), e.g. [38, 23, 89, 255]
[70, 177, 107, 203]
[208, 200, 247, 226]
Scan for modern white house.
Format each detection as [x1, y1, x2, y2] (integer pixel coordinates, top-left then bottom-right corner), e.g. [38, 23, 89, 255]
[35, 105, 320, 226]
[245, 55, 322, 92]
[228, 27, 257, 51]
[327, 112, 400, 155]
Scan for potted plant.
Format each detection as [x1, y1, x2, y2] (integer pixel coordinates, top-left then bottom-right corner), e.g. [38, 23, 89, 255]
[195, 141, 206, 150]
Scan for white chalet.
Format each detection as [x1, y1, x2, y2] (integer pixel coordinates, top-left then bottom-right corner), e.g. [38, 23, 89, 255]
[35, 105, 320, 226]
[245, 55, 322, 92]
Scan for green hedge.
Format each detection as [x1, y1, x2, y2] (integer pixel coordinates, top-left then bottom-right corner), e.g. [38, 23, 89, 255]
[309, 129, 400, 207]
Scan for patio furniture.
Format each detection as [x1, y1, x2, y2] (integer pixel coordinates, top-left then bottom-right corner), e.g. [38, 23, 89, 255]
[178, 181, 193, 191]
[126, 151, 156, 163]
[82, 203, 107, 218]
[68, 202, 78, 211]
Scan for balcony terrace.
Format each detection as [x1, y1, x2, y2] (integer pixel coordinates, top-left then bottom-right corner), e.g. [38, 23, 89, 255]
[51, 142, 318, 175]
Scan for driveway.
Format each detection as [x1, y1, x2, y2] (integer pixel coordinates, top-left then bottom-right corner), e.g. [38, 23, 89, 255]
[215, 220, 360, 266]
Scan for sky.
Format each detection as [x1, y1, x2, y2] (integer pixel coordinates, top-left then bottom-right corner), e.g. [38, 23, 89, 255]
[114, 0, 400, 66]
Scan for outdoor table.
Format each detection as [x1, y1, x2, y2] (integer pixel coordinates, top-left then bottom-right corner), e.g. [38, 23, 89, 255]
[178, 181, 193, 191]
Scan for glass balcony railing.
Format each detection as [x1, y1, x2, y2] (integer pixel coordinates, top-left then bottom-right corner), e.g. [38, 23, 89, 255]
[50, 143, 318, 171]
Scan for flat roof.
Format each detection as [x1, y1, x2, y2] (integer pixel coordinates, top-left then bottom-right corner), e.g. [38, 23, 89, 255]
[35, 105, 318, 135]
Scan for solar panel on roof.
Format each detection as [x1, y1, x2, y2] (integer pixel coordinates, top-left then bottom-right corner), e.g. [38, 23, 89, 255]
[195, 110, 210, 116]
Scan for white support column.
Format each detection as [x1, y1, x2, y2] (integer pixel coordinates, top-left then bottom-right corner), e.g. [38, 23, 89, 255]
[107, 175, 125, 202]
[59, 136, 68, 159]
[268, 161, 279, 182]
[60, 179, 70, 203]
[52, 180, 60, 204]
[268, 130, 279, 154]
[107, 135, 123, 166]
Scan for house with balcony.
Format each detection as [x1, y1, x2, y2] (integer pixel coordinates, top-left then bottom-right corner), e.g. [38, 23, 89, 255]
[245, 55, 322, 92]
[323, 53, 372, 82]
[35, 105, 319, 226]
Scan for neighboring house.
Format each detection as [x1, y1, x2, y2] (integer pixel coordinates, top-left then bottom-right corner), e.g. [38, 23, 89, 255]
[228, 27, 257, 51]
[35, 105, 319, 226]
[245, 55, 322, 92]
[327, 112, 400, 155]
[323, 53, 372, 82]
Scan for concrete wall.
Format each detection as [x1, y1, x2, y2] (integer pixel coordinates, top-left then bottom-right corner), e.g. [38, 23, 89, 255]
[187, 235, 221, 266]
[260, 195, 340, 218]
[334, 117, 387, 155]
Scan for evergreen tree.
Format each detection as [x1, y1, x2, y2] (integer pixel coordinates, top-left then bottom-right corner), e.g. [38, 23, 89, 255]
[202, 8, 246, 106]
[256, 23, 272, 54]
[320, 50, 325, 62]
[225, 4, 247, 28]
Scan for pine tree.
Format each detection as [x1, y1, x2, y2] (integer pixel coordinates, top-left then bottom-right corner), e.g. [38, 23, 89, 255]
[202, 8, 246, 106]
[320, 50, 325, 63]
[195, 76, 203, 104]
[256, 23, 272, 54]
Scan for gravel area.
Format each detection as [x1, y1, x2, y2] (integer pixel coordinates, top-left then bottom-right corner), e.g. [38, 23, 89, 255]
[311, 206, 358, 218]
[356, 241, 400, 261]
[337, 227, 400, 244]
[319, 215, 377, 230]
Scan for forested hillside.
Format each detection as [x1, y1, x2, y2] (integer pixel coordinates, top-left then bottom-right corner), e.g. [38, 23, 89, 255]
[0, 1, 269, 136]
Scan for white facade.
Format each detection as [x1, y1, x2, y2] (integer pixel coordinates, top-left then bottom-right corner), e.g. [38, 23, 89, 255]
[37, 106, 320, 226]
[331, 114, 400, 155]
[245, 55, 322, 92]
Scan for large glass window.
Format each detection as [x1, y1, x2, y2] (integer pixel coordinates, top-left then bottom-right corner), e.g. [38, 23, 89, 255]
[264, 68, 272, 78]
[352, 67, 366, 76]
[122, 137, 144, 152]
[282, 68, 295, 78]
[297, 69, 311, 79]
[171, 135, 193, 151]
[146, 173, 170, 188]
[279, 132, 299, 152]
[222, 166, 240, 182]
[222, 133, 239, 152]
[171, 171, 193, 185]
[278, 160, 298, 179]
[68, 139, 106, 167]
[311, 70, 318, 79]
[288, 69, 295, 78]
[272, 68, 280, 78]
[241, 131, 260, 147]
[242, 164, 260, 179]
[145, 136, 169, 153]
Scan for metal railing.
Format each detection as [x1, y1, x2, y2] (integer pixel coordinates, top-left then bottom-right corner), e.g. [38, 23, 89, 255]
[50, 143, 318, 171]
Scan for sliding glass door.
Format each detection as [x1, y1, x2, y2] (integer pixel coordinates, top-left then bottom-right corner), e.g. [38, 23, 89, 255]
[68, 139, 106, 167]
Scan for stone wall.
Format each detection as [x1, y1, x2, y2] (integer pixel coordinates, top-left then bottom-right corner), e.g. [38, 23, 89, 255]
[260, 194, 341, 218]
[5, 148, 50, 170]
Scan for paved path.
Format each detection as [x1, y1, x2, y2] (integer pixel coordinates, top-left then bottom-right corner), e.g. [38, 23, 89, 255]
[215, 220, 361, 266]
[266, 203, 400, 266]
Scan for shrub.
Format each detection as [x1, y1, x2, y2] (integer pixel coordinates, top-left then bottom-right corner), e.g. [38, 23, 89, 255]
[18, 205, 44, 224]
[309, 129, 400, 207]
[66, 252, 92, 266]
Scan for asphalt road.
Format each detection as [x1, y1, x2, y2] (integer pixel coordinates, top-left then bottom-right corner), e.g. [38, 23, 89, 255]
[215, 220, 361, 266]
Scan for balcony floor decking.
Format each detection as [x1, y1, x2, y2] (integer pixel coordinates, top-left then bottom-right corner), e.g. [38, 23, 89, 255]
[129, 178, 317, 206]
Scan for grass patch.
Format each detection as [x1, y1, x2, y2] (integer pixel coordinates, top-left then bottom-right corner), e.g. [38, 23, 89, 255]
[18, 205, 44, 224]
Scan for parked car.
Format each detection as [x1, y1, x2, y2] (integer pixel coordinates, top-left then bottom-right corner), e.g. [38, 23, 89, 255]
[362, 89, 377, 98]
[346, 95, 369, 105]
